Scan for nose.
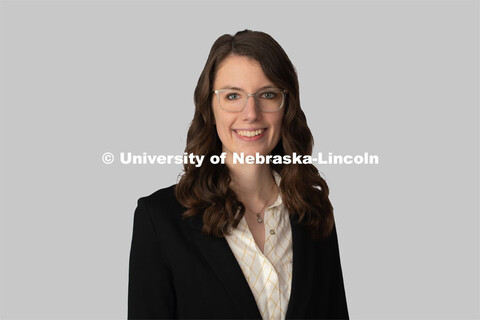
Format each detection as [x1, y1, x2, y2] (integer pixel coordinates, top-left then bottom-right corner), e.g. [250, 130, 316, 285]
[242, 95, 262, 121]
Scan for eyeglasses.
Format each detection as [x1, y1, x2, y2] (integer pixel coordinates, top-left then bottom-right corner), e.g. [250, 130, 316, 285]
[213, 87, 287, 113]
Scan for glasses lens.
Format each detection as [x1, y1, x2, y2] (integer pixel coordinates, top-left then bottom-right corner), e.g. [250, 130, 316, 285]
[217, 89, 284, 112]
[255, 89, 284, 112]
[217, 90, 247, 112]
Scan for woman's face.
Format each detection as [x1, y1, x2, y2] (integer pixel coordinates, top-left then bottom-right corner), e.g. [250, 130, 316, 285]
[212, 55, 284, 159]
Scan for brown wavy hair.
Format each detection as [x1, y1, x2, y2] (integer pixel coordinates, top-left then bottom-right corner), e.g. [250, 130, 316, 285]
[175, 30, 334, 241]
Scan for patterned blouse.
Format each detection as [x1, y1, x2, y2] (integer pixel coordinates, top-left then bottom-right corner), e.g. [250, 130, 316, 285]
[225, 171, 293, 319]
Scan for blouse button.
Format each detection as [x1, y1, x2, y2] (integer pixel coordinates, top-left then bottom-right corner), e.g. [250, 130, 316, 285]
[270, 229, 276, 235]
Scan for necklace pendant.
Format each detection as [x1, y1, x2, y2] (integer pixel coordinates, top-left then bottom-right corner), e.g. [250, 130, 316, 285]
[256, 213, 263, 223]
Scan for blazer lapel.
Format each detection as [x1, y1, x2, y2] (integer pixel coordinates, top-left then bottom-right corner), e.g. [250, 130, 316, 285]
[186, 213, 316, 319]
[188, 216, 262, 319]
[285, 215, 316, 319]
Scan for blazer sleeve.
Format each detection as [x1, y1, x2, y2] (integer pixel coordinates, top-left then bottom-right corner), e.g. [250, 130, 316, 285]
[128, 198, 175, 319]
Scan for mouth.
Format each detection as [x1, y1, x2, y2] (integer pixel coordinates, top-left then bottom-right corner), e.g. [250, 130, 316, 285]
[235, 129, 266, 137]
[233, 128, 267, 141]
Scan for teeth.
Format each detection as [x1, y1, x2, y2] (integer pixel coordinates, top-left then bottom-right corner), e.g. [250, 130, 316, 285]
[237, 129, 264, 137]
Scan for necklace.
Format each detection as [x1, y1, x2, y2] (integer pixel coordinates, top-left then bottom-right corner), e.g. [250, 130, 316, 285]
[255, 202, 269, 223]
[252, 182, 277, 224]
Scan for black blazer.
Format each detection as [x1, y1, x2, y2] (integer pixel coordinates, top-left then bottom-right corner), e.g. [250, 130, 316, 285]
[128, 185, 349, 319]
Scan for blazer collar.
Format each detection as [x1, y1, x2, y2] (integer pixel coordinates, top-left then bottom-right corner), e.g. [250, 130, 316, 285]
[188, 213, 316, 319]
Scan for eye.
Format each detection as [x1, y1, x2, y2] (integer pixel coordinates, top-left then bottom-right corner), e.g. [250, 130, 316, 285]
[226, 92, 241, 100]
[260, 91, 277, 99]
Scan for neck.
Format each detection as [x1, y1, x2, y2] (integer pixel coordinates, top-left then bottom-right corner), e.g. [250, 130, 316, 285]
[227, 162, 277, 209]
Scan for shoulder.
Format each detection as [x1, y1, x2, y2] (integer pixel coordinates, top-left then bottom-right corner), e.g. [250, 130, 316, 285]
[135, 184, 186, 225]
[139, 184, 178, 209]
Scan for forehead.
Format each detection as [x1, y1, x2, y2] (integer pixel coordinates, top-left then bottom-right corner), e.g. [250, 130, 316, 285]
[214, 55, 274, 90]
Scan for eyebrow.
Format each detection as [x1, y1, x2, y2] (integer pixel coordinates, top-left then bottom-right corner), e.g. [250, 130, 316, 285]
[219, 85, 278, 91]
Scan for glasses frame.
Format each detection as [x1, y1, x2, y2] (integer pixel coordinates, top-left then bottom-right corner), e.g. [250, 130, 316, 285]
[213, 88, 287, 113]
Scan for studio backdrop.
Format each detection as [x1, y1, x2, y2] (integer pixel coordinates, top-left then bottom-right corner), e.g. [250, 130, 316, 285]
[1, 0, 478, 319]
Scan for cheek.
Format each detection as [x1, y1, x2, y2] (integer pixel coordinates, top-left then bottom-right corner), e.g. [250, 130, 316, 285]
[270, 117, 284, 148]
[216, 123, 227, 141]
[212, 109, 232, 140]
[272, 115, 284, 137]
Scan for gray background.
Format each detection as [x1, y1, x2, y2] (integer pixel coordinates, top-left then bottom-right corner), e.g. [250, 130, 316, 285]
[1, 0, 478, 319]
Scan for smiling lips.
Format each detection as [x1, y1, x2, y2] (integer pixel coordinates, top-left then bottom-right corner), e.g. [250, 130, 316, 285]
[235, 129, 266, 138]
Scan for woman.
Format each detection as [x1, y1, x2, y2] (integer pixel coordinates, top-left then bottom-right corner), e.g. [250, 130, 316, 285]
[128, 30, 349, 319]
